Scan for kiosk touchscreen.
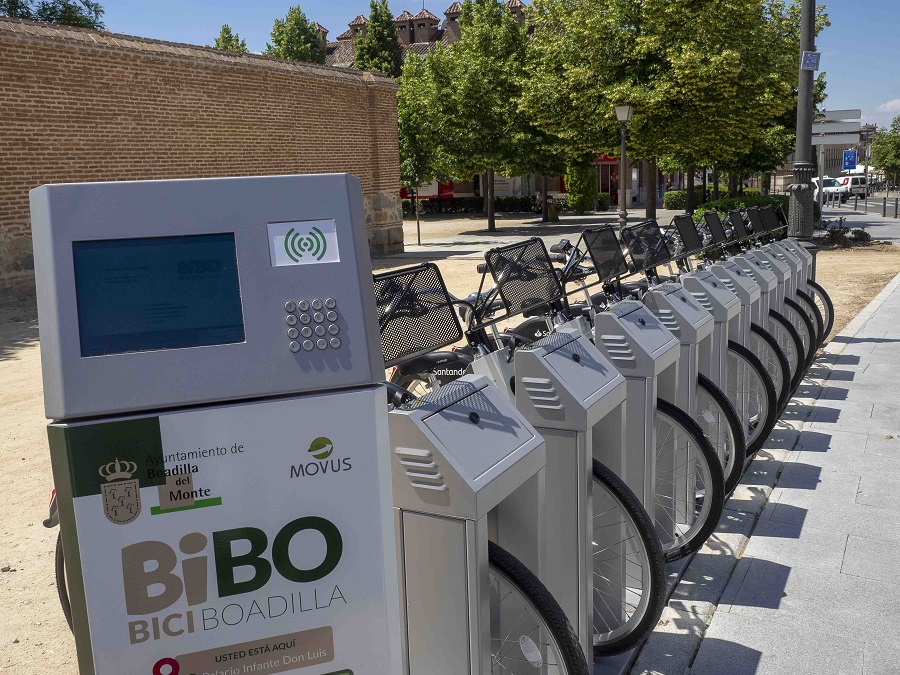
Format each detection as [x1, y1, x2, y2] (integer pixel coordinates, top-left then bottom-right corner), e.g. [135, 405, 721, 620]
[32, 175, 401, 675]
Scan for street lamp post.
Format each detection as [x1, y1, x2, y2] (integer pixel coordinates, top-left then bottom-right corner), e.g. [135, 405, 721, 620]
[789, 0, 817, 237]
[615, 105, 633, 228]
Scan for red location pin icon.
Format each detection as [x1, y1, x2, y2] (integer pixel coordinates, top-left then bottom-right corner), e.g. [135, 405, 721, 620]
[153, 658, 180, 675]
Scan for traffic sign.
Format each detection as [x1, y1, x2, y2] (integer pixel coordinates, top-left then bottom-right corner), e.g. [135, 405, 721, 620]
[812, 121, 861, 135]
[812, 133, 863, 146]
[801, 51, 821, 70]
[820, 109, 862, 122]
[843, 150, 858, 171]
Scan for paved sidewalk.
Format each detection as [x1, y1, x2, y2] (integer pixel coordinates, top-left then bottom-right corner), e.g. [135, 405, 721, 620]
[634, 272, 900, 675]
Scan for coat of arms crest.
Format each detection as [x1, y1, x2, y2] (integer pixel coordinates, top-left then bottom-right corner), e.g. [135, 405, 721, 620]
[99, 458, 141, 525]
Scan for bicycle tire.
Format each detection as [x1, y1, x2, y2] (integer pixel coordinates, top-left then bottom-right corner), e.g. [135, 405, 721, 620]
[768, 309, 804, 392]
[783, 297, 816, 369]
[726, 341, 778, 457]
[807, 279, 835, 341]
[55, 532, 73, 632]
[749, 323, 791, 411]
[654, 398, 725, 562]
[591, 460, 666, 656]
[796, 290, 825, 349]
[488, 542, 589, 675]
[696, 374, 746, 495]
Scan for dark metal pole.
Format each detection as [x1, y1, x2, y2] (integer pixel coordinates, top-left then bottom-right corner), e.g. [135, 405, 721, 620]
[790, 0, 816, 237]
[618, 123, 628, 227]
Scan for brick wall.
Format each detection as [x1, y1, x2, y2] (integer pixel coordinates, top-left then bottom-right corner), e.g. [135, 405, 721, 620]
[0, 18, 404, 287]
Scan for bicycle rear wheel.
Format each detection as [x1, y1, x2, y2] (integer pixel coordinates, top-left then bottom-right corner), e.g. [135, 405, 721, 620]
[726, 341, 777, 457]
[489, 542, 589, 675]
[591, 460, 666, 656]
[696, 374, 746, 495]
[807, 279, 835, 341]
[654, 399, 725, 562]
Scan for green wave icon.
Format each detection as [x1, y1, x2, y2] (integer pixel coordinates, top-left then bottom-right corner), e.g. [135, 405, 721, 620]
[308, 437, 334, 460]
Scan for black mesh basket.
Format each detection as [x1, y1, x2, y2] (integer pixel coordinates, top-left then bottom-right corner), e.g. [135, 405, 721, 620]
[484, 238, 563, 316]
[582, 226, 629, 282]
[703, 211, 729, 244]
[727, 210, 751, 240]
[373, 262, 464, 367]
[673, 214, 705, 256]
[746, 206, 766, 235]
[760, 205, 785, 233]
[620, 221, 672, 272]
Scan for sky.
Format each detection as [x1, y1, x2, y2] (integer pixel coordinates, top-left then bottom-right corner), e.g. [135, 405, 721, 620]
[102, 0, 899, 129]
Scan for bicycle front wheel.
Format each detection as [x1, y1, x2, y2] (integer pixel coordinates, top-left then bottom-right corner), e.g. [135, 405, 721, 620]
[489, 542, 589, 675]
[654, 399, 725, 562]
[696, 374, 746, 495]
[783, 297, 816, 369]
[768, 310, 804, 392]
[749, 323, 790, 411]
[55, 533, 73, 632]
[591, 460, 666, 656]
[796, 290, 825, 349]
[808, 279, 835, 341]
[726, 341, 777, 456]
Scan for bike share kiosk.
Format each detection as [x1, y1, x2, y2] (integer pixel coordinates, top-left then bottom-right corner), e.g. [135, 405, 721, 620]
[375, 263, 549, 675]
[32, 175, 402, 675]
[469, 238, 629, 661]
[727, 211, 794, 317]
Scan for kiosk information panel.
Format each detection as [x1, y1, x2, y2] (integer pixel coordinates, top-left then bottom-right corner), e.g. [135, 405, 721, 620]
[33, 175, 401, 675]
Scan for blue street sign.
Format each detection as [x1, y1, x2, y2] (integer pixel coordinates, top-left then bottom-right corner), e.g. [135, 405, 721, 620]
[801, 51, 821, 71]
[843, 150, 858, 171]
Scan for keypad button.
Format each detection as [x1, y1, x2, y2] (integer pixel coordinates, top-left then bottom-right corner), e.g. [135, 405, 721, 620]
[327, 324, 340, 336]
[326, 310, 338, 322]
[330, 337, 342, 349]
[289, 341, 300, 353]
[313, 312, 325, 323]
[299, 313, 311, 325]
[284, 301, 297, 313]
[314, 325, 326, 337]
[287, 328, 299, 339]
[311, 299, 323, 311]
[300, 326, 313, 338]
[324, 298, 336, 309]
[297, 300, 310, 312]
[302, 340, 314, 352]
[285, 314, 298, 326]
[316, 339, 328, 350]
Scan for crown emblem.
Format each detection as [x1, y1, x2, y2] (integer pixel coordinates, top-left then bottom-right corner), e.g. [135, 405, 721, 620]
[99, 458, 137, 482]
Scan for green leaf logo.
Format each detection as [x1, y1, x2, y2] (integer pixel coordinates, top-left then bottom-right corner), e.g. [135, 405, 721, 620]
[308, 437, 334, 460]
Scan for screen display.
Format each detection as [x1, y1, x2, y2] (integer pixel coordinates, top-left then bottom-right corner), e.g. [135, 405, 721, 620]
[73, 234, 245, 357]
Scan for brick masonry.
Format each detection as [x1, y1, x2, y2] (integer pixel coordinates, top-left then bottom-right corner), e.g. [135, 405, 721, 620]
[0, 18, 404, 287]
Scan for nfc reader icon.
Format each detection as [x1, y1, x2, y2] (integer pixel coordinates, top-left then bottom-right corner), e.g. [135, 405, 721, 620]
[268, 220, 340, 267]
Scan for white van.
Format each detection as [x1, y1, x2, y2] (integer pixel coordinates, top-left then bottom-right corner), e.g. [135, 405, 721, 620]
[838, 175, 867, 197]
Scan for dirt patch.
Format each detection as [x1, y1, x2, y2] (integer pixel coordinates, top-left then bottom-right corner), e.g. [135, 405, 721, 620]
[1, 243, 899, 673]
[812, 243, 900, 340]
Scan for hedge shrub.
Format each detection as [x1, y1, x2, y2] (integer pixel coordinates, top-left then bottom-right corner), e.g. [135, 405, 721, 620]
[565, 164, 599, 214]
[663, 187, 761, 210]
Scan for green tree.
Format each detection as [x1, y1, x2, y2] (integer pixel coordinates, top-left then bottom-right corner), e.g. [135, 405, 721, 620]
[2, 0, 105, 29]
[565, 161, 599, 214]
[872, 115, 900, 195]
[354, 0, 402, 77]
[264, 5, 324, 64]
[213, 24, 248, 53]
[426, 0, 529, 231]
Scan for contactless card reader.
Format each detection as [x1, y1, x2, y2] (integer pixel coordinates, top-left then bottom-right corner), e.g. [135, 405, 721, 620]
[33, 175, 401, 675]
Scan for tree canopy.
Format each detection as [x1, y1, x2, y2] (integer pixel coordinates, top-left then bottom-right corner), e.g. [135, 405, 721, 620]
[354, 0, 403, 78]
[213, 24, 248, 53]
[872, 116, 900, 182]
[264, 5, 325, 64]
[1, 0, 105, 29]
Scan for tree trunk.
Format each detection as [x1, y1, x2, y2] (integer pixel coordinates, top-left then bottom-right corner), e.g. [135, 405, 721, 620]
[542, 175, 549, 222]
[487, 168, 496, 232]
[701, 167, 708, 205]
[482, 173, 489, 214]
[414, 189, 422, 246]
[729, 173, 739, 198]
[686, 166, 696, 214]
[712, 167, 720, 201]
[646, 159, 658, 219]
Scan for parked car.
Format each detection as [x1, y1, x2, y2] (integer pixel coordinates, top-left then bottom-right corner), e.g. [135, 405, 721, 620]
[812, 176, 848, 202]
